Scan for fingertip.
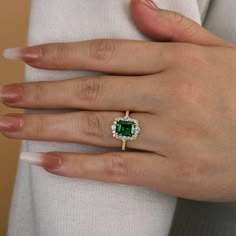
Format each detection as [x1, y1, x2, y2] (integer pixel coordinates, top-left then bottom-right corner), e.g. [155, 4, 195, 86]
[131, 0, 160, 14]
[3, 46, 42, 64]
[130, 0, 152, 19]
[3, 48, 22, 60]
[130, 0, 166, 41]
[20, 151, 62, 170]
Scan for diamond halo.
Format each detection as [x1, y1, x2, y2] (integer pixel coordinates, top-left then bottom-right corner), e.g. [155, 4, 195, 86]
[111, 115, 141, 142]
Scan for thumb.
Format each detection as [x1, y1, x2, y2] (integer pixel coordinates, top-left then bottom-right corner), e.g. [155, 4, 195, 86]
[130, 0, 232, 47]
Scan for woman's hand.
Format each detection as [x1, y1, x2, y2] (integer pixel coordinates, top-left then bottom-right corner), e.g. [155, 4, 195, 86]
[1, 0, 236, 202]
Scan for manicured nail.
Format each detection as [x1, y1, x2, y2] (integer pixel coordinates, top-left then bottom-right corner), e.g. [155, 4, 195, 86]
[3, 46, 42, 63]
[20, 152, 62, 170]
[0, 115, 23, 133]
[3, 48, 22, 60]
[141, 0, 159, 10]
[0, 84, 23, 103]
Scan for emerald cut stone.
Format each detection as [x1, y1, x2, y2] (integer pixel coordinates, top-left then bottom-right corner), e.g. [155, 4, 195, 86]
[116, 120, 136, 137]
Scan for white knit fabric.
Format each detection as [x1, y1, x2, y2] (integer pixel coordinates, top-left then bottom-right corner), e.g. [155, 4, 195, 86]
[197, 0, 211, 22]
[8, 1, 205, 235]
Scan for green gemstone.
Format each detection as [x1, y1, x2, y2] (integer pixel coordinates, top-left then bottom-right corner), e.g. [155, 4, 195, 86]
[116, 120, 136, 137]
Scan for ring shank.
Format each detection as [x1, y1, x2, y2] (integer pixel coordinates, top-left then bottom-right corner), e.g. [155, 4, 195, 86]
[122, 110, 130, 151]
[122, 140, 126, 151]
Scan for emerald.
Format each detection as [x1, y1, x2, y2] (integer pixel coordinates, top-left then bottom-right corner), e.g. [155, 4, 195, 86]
[116, 120, 136, 137]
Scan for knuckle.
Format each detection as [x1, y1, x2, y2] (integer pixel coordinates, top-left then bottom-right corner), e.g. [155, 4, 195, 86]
[174, 44, 209, 67]
[174, 161, 208, 186]
[88, 39, 116, 64]
[175, 162, 201, 185]
[172, 11, 185, 25]
[182, 166, 200, 183]
[169, 46, 210, 103]
[187, 46, 209, 67]
[104, 153, 129, 181]
[79, 112, 104, 138]
[51, 44, 64, 62]
[75, 77, 103, 102]
[33, 115, 48, 136]
[172, 160, 211, 199]
[170, 43, 187, 66]
[42, 43, 64, 66]
[176, 79, 200, 102]
[31, 83, 48, 106]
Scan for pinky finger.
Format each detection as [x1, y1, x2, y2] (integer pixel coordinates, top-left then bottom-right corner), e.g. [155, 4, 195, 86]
[20, 151, 170, 188]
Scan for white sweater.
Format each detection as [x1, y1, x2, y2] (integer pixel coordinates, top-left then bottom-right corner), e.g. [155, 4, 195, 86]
[8, 0, 236, 235]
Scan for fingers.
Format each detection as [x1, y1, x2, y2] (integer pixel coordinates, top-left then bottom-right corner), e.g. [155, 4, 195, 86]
[20, 151, 171, 189]
[0, 112, 163, 152]
[4, 39, 171, 75]
[130, 0, 233, 47]
[0, 75, 163, 112]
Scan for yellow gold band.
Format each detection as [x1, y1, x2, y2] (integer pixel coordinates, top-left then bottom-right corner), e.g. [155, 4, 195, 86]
[121, 110, 130, 151]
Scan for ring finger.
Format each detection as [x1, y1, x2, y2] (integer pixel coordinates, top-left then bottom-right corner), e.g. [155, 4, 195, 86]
[0, 111, 164, 153]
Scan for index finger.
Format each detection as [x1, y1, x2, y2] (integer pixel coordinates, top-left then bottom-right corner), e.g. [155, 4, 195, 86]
[4, 39, 172, 75]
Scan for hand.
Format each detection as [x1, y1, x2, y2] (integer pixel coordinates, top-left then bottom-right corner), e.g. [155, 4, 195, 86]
[1, 0, 236, 202]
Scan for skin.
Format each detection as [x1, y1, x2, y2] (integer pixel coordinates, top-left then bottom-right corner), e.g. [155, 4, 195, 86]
[1, 0, 236, 202]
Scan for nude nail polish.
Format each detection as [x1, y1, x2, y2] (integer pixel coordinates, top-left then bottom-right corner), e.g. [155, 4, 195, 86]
[0, 115, 23, 133]
[20, 152, 62, 169]
[3, 48, 22, 60]
[0, 84, 23, 103]
[3, 46, 42, 63]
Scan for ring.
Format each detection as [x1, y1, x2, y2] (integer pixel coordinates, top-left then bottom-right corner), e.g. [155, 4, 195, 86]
[111, 111, 141, 151]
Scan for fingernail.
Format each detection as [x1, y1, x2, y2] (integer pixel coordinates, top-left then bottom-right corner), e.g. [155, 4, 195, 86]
[0, 84, 23, 103]
[3, 48, 22, 60]
[141, 0, 159, 10]
[3, 46, 42, 63]
[0, 115, 23, 133]
[20, 152, 62, 169]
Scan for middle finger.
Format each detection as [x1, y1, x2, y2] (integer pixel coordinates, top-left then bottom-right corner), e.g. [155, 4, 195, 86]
[0, 111, 164, 152]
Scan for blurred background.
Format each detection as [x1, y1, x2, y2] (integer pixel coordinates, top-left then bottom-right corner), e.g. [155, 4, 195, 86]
[0, 1, 30, 235]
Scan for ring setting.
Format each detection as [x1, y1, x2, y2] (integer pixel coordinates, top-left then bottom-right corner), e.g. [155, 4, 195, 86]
[111, 111, 141, 151]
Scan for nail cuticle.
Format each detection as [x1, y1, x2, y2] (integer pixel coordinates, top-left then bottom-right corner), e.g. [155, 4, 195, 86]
[21, 46, 42, 63]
